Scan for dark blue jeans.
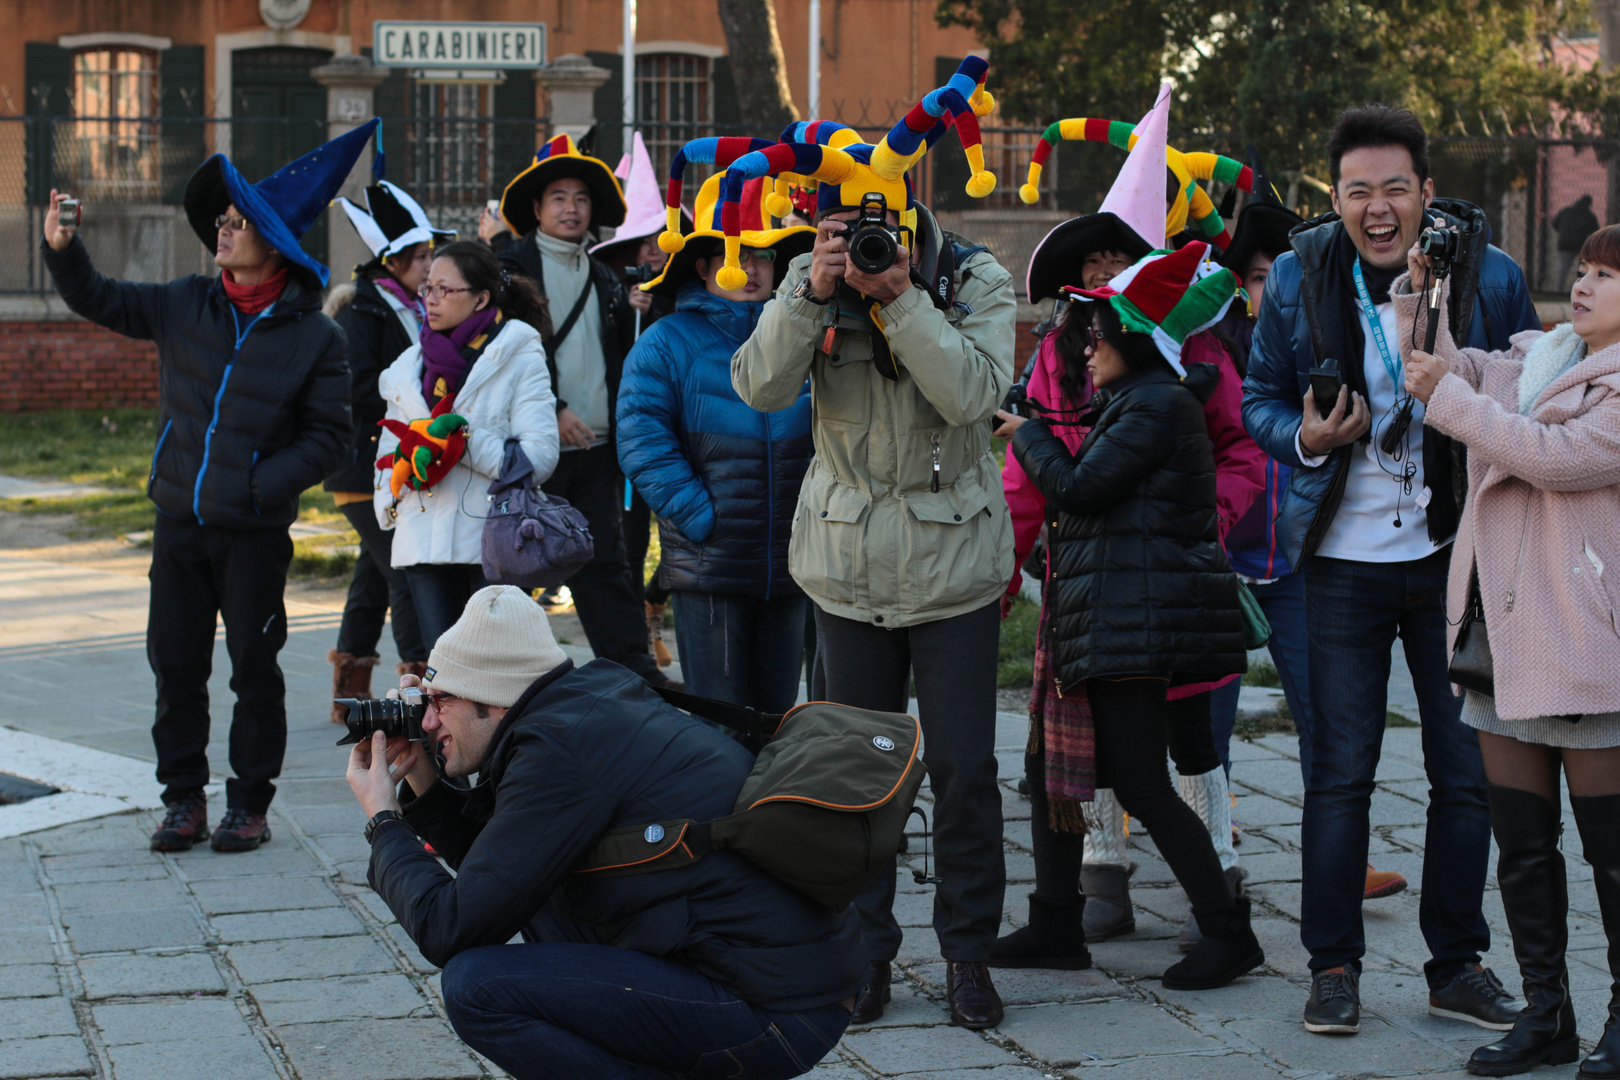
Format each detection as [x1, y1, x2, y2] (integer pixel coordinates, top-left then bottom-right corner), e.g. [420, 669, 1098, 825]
[673, 592, 806, 714]
[440, 942, 849, 1080]
[1209, 569, 1314, 782]
[1300, 550, 1491, 989]
[402, 563, 489, 652]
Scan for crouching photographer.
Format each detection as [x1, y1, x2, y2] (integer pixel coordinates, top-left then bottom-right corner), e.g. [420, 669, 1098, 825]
[343, 585, 861, 1079]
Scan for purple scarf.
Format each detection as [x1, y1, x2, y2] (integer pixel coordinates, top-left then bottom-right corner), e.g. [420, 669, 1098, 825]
[420, 307, 499, 403]
[375, 274, 424, 322]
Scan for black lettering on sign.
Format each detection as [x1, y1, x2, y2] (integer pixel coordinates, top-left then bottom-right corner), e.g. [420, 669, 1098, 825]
[434, 31, 447, 59]
[418, 32, 430, 58]
[500, 31, 512, 60]
[516, 34, 527, 60]
[476, 32, 489, 60]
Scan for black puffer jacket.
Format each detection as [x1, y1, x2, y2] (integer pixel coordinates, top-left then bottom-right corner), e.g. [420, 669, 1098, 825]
[324, 274, 417, 493]
[1011, 366, 1246, 687]
[43, 236, 350, 531]
[371, 658, 864, 1011]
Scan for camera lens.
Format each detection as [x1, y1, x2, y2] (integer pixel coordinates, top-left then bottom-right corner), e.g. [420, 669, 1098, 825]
[334, 696, 425, 746]
[850, 227, 897, 274]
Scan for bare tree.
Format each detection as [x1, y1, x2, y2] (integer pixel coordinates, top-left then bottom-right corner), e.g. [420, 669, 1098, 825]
[715, 0, 800, 130]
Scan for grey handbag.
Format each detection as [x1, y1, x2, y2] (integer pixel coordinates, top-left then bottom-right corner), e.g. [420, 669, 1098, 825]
[481, 440, 594, 590]
[1448, 569, 1493, 697]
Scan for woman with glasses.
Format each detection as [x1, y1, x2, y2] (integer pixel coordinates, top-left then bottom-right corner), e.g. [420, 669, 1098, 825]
[615, 174, 815, 712]
[375, 241, 559, 649]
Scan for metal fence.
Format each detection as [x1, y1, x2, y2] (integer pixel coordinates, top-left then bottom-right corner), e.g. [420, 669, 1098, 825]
[1, 115, 1611, 298]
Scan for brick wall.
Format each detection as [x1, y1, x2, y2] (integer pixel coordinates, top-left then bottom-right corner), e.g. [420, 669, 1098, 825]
[0, 320, 159, 413]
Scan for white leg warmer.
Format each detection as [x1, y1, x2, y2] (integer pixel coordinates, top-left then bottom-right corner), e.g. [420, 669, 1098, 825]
[1081, 787, 1130, 868]
[1177, 767, 1239, 872]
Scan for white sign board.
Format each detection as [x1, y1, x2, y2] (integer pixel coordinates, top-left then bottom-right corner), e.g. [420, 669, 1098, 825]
[373, 22, 546, 70]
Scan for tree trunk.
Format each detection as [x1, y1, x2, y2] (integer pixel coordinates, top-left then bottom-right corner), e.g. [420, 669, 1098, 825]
[715, 0, 800, 130]
[1599, 0, 1620, 226]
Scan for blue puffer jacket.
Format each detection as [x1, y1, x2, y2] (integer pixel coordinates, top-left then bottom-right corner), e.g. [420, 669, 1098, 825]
[617, 282, 813, 598]
[1241, 200, 1540, 566]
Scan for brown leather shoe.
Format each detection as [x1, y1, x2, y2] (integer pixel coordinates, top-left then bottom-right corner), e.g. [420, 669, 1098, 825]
[849, 961, 891, 1025]
[946, 961, 1004, 1029]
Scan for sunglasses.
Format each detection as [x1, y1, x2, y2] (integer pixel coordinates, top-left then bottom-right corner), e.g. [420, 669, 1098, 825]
[1084, 326, 1106, 352]
[418, 284, 474, 300]
[214, 213, 251, 233]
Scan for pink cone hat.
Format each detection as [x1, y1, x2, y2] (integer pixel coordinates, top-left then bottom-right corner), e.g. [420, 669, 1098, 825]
[591, 132, 670, 254]
[1097, 81, 1173, 249]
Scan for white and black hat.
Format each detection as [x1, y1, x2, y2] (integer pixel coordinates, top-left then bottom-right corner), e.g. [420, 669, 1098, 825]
[334, 180, 456, 264]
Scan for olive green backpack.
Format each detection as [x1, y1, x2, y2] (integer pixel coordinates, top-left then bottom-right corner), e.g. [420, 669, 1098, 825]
[572, 687, 928, 912]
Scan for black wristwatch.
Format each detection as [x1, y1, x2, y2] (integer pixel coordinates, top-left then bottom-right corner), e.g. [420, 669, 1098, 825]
[365, 810, 408, 845]
[793, 276, 831, 305]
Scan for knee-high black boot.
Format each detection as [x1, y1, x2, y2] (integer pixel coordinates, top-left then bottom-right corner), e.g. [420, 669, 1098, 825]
[1468, 785, 1579, 1076]
[990, 754, 1091, 970]
[1572, 793, 1620, 1080]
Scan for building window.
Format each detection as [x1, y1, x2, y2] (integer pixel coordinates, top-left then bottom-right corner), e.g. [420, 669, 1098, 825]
[403, 80, 496, 238]
[70, 47, 160, 197]
[979, 116, 1051, 210]
[637, 54, 712, 181]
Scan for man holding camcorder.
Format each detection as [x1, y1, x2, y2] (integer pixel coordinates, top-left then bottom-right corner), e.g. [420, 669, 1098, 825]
[343, 585, 860, 1080]
[732, 57, 1018, 1030]
[1242, 105, 1540, 1037]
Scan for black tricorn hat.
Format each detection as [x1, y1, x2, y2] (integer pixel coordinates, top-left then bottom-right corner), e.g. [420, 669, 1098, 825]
[1219, 147, 1304, 277]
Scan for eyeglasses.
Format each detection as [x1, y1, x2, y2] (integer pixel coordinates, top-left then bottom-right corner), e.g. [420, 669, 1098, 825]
[214, 213, 251, 233]
[418, 284, 474, 300]
[738, 247, 777, 265]
[423, 690, 459, 712]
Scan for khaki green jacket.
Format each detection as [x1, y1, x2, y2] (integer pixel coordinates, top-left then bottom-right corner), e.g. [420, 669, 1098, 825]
[731, 250, 1016, 628]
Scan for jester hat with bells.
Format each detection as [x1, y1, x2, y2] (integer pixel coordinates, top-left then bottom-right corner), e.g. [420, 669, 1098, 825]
[499, 133, 627, 238]
[1019, 91, 1255, 251]
[664, 56, 998, 291]
[639, 144, 814, 297]
[334, 179, 456, 274]
[1063, 242, 1241, 379]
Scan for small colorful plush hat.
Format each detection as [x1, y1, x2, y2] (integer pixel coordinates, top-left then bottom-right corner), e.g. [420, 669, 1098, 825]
[184, 118, 379, 288]
[334, 180, 456, 269]
[640, 168, 814, 297]
[1218, 147, 1303, 278]
[675, 56, 997, 290]
[499, 133, 627, 238]
[592, 131, 693, 262]
[1064, 241, 1241, 378]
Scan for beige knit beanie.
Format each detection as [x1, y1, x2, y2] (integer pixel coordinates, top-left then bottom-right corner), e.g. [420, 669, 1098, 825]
[424, 585, 568, 707]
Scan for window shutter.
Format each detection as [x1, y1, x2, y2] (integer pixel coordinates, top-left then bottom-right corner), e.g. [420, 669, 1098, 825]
[929, 56, 971, 213]
[159, 45, 206, 205]
[584, 51, 622, 169]
[493, 67, 538, 199]
[711, 55, 741, 131]
[25, 43, 72, 203]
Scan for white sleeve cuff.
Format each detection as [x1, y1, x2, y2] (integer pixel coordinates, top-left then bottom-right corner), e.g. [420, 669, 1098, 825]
[1295, 427, 1329, 468]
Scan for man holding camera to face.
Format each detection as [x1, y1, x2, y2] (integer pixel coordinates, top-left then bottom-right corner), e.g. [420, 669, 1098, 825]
[1241, 106, 1540, 1037]
[731, 58, 1017, 1030]
[345, 585, 861, 1080]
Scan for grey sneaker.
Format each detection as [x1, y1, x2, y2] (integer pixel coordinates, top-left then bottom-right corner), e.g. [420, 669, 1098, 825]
[1304, 966, 1361, 1035]
[1430, 965, 1522, 1030]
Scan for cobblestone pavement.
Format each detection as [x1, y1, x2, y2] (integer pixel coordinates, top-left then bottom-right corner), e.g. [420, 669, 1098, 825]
[0, 544, 1607, 1080]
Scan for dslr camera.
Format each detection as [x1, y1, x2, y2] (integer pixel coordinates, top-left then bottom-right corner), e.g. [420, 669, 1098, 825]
[335, 687, 427, 747]
[846, 193, 904, 275]
[622, 262, 659, 289]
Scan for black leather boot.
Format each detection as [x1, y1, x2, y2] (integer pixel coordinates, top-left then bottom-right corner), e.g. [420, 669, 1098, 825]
[1573, 794, 1620, 1080]
[1467, 786, 1579, 1077]
[988, 893, 1091, 970]
[849, 961, 891, 1025]
[1160, 894, 1264, 991]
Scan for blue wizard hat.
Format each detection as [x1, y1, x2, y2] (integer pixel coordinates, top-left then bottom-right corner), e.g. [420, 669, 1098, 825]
[184, 119, 380, 287]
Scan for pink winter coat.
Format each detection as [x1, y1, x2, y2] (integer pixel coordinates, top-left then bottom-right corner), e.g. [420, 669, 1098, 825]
[1001, 329, 1267, 697]
[1394, 278, 1620, 722]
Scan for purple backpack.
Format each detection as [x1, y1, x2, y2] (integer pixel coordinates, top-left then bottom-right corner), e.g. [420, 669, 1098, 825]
[481, 441, 594, 590]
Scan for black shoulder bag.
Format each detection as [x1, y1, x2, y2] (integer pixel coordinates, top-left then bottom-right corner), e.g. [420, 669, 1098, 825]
[1449, 566, 1493, 696]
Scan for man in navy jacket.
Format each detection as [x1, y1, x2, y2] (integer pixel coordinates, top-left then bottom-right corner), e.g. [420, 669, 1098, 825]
[1241, 106, 1539, 1037]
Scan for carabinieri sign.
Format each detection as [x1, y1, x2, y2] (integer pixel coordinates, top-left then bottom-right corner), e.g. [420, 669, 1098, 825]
[373, 22, 547, 70]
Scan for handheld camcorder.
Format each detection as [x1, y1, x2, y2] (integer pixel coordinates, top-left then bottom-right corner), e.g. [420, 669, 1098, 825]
[335, 687, 427, 747]
[847, 193, 904, 275]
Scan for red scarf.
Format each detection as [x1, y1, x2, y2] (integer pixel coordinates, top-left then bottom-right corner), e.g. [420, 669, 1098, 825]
[221, 267, 289, 315]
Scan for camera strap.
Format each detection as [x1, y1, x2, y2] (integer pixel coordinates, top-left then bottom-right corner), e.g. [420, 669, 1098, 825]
[1352, 260, 1402, 389]
[543, 275, 595, 359]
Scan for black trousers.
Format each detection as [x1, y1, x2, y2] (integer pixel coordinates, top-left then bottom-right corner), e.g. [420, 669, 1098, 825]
[542, 445, 661, 682]
[148, 513, 293, 814]
[815, 601, 1005, 962]
[335, 501, 426, 663]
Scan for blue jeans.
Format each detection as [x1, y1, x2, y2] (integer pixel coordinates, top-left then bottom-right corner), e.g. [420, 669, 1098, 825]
[402, 563, 489, 652]
[1299, 550, 1491, 988]
[673, 592, 806, 714]
[440, 942, 850, 1080]
[1209, 569, 1315, 783]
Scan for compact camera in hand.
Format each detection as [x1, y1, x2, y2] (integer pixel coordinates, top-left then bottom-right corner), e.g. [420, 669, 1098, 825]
[57, 198, 80, 228]
[1418, 226, 1461, 263]
[847, 193, 904, 275]
[335, 687, 427, 746]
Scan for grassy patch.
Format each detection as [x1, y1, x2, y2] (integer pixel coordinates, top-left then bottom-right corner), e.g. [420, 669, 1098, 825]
[1387, 710, 1419, 728]
[0, 408, 158, 490]
[998, 594, 1039, 689]
[0, 490, 155, 538]
[1242, 660, 1282, 688]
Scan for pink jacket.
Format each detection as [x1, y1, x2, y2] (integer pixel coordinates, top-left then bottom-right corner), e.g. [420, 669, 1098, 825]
[1394, 280, 1620, 722]
[1002, 329, 1267, 697]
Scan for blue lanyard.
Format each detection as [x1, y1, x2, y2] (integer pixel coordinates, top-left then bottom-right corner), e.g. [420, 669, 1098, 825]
[1351, 260, 1401, 387]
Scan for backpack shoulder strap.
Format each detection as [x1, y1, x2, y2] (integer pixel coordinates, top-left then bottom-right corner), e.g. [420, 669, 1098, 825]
[653, 684, 785, 749]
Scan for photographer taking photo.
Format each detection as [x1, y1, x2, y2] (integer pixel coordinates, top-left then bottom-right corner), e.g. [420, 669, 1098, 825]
[346, 585, 861, 1079]
[731, 57, 1018, 1029]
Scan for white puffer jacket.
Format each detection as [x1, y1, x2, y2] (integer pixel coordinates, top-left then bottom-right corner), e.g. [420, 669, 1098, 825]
[375, 318, 559, 566]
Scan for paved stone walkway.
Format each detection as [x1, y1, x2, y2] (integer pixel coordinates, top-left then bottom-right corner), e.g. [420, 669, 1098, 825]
[0, 540, 1608, 1080]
